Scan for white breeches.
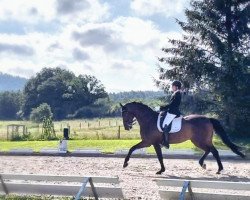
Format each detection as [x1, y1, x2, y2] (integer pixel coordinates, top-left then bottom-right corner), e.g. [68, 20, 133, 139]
[162, 112, 176, 127]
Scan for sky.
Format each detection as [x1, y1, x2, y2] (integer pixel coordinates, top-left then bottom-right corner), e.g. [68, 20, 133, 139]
[0, 0, 189, 92]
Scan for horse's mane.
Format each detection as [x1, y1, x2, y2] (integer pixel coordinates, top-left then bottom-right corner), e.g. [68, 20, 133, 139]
[126, 101, 154, 112]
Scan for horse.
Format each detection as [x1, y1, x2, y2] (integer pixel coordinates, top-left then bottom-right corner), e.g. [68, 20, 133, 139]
[120, 102, 245, 174]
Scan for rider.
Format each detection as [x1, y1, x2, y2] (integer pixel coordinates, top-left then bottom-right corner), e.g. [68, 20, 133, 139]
[160, 80, 182, 148]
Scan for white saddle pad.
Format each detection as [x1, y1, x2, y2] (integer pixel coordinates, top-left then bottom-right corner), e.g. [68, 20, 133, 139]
[157, 114, 183, 133]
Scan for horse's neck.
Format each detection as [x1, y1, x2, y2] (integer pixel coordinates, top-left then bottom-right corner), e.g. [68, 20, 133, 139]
[133, 107, 157, 127]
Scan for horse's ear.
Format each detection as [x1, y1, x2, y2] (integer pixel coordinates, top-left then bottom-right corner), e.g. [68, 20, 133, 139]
[120, 103, 124, 108]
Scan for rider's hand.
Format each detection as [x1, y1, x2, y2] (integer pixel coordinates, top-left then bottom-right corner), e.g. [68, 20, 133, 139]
[160, 106, 165, 111]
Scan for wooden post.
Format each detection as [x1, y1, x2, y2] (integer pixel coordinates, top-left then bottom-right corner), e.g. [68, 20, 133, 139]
[11, 126, 14, 140]
[117, 126, 121, 139]
[68, 126, 70, 136]
[109, 120, 111, 127]
[7, 126, 9, 140]
[116, 120, 118, 127]
[60, 124, 62, 131]
[88, 122, 90, 128]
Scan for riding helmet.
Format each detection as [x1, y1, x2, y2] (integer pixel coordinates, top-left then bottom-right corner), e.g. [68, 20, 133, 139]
[172, 80, 182, 89]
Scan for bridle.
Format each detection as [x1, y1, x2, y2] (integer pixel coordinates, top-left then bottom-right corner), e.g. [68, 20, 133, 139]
[122, 109, 137, 129]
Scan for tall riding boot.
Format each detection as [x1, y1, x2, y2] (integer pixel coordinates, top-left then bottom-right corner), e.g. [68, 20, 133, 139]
[162, 124, 171, 148]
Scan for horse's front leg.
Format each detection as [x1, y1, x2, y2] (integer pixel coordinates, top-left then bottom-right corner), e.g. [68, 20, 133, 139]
[153, 144, 165, 174]
[123, 141, 150, 168]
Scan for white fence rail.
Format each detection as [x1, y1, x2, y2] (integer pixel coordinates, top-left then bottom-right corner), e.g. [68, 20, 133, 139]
[155, 178, 250, 200]
[0, 174, 124, 199]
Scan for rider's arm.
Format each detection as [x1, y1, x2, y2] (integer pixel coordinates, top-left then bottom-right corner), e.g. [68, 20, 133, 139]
[160, 105, 169, 111]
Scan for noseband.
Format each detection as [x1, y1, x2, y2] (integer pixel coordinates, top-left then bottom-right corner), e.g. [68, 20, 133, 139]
[122, 109, 137, 129]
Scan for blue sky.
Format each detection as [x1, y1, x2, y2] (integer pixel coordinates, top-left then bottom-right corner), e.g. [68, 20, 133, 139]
[0, 0, 189, 92]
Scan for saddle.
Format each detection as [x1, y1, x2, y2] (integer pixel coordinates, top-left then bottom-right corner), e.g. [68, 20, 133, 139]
[157, 112, 183, 133]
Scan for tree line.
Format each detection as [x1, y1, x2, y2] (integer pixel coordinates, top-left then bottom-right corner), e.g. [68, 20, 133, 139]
[0, 72, 223, 122]
[0, 68, 165, 121]
[0, 73, 27, 91]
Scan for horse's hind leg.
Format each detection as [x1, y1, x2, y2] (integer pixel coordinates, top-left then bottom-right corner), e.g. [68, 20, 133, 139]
[210, 145, 223, 174]
[123, 141, 150, 168]
[191, 140, 211, 169]
[199, 150, 210, 169]
[153, 144, 165, 174]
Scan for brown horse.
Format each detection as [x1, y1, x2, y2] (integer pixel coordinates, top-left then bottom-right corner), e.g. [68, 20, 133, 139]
[120, 102, 245, 174]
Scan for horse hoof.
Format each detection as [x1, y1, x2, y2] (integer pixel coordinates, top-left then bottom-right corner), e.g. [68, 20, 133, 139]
[123, 162, 128, 168]
[216, 171, 221, 174]
[156, 171, 162, 175]
[202, 164, 206, 170]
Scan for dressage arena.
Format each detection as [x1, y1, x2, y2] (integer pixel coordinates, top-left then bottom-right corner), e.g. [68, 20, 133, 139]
[0, 155, 249, 199]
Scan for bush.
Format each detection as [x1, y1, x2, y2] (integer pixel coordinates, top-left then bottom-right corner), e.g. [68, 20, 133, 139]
[67, 106, 100, 118]
[11, 132, 32, 141]
[30, 103, 53, 123]
[41, 116, 57, 140]
[68, 98, 112, 119]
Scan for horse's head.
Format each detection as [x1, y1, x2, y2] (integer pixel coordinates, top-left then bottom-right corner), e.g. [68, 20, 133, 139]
[120, 103, 136, 131]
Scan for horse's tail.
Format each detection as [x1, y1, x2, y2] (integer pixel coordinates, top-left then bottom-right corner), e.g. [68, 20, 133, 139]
[210, 118, 246, 158]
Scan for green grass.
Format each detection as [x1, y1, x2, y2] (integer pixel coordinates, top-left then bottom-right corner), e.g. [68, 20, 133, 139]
[0, 118, 141, 140]
[0, 138, 233, 154]
[0, 119, 249, 153]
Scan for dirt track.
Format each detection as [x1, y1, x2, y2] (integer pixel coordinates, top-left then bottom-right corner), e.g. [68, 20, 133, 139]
[0, 156, 249, 199]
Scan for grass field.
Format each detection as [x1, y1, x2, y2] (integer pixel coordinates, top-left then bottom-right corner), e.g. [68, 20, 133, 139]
[0, 118, 140, 140]
[0, 119, 249, 153]
[0, 137, 234, 153]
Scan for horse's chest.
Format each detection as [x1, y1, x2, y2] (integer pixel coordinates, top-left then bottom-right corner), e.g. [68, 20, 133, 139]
[140, 125, 154, 139]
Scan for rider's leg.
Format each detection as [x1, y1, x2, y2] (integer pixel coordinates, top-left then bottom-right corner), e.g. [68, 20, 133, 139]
[162, 122, 172, 148]
[162, 112, 176, 148]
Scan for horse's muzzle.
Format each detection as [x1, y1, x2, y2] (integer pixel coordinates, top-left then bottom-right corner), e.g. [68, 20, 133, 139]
[125, 124, 133, 131]
[125, 125, 132, 131]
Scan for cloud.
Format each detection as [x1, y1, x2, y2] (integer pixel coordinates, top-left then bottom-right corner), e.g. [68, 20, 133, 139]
[0, 0, 109, 24]
[29, 7, 38, 16]
[0, 0, 56, 23]
[71, 17, 165, 56]
[0, 43, 34, 56]
[72, 28, 114, 47]
[8, 67, 35, 77]
[0, 0, 184, 92]
[72, 48, 89, 61]
[56, 0, 90, 15]
[72, 26, 122, 52]
[114, 17, 162, 46]
[112, 61, 134, 70]
[47, 42, 63, 51]
[130, 0, 188, 17]
[56, 0, 110, 23]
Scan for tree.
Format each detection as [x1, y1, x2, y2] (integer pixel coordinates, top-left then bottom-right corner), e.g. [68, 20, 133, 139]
[42, 116, 56, 140]
[21, 67, 107, 120]
[158, 0, 250, 136]
[30, 103, 53, 123]
[0, 91, 23, 119]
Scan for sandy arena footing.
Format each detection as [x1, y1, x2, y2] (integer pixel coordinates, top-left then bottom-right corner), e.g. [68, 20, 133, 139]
[0, 156, 249, 199]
